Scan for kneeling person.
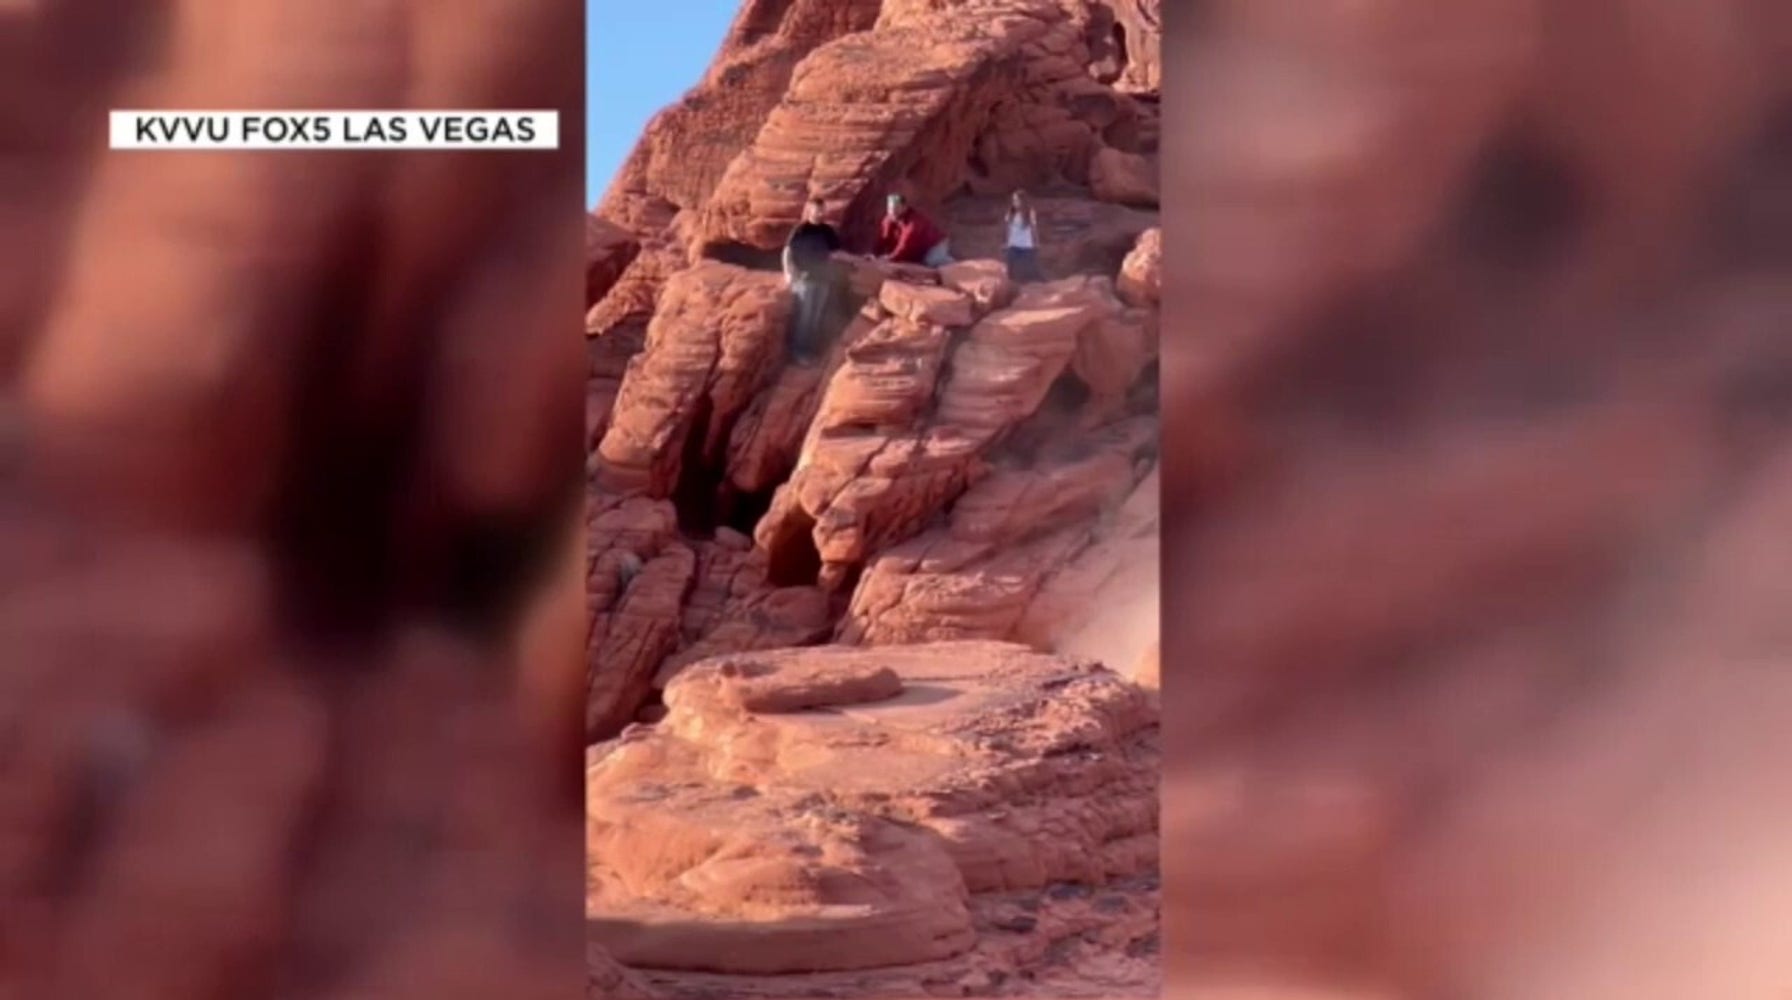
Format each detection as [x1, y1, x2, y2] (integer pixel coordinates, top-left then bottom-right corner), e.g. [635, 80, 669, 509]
[874, 194, 952, 268]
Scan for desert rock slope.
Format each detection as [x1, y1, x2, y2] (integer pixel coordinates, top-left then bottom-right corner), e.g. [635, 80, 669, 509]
[584, 1, 1160, 995]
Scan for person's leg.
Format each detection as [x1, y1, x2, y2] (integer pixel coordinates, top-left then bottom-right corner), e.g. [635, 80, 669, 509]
[1008, 248, 1039, 282]
[811, 268, 844, 358]
[1004, 247, 1029, 282]
[924, 240, 952, 268]
[786, 272, 822, 362]
[1021, 248, 1043, 282]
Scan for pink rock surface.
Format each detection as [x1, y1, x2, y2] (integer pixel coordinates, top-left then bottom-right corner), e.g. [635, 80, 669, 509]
[586, 214, 640, 309]
[841, 421, 1157, 650]
[585, 261, 1159, 729]
[1090, 146, 1160, 207]
[590, 941, 658, 999]
[594, 262, 792, 498]
[588, 643, 1157, 980]
[752, 276, 1126, 592]
[585, 0, 1162, 992]
[1117, 226, 1160, 307]
[879, 280, 977, 327]
[940, 259, 1018, 313]
[946, 193, 1158, 281]
[598, 0, 1159, 264]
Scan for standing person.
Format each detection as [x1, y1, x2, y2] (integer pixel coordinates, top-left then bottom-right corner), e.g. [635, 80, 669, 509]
[783, 196, 841, 282]
[874, 193, 952, 267]
[1004, 189, 1044, 282]
[782, 196, 845, 364]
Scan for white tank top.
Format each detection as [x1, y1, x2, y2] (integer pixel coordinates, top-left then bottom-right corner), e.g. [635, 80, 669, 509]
[1006, 213, 1036, 249]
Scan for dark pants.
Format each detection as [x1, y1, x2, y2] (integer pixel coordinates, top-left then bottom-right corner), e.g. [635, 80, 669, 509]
[787, 264, 842, 362]
[1006, 246, 1043, 283]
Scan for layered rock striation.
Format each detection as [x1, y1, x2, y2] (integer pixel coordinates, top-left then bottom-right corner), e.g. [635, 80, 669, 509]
[585, 1, 1159, 994]
[584, 253, 1159, 740]
[588, 643, 1158, 990]
[585, 0, 1161, 733]
[591, 0, 1160, 340]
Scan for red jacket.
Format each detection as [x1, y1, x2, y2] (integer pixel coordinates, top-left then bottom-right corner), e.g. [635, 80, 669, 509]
[875, 208, 946, 263]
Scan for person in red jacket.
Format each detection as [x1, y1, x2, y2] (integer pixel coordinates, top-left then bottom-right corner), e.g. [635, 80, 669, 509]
[873, 194, 953, 267]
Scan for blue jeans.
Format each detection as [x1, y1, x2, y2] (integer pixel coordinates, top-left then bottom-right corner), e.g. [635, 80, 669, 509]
[1006, 246, 1042, 282]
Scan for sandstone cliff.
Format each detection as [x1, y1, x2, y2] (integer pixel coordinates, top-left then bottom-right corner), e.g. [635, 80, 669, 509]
[586, 0, 1160, 741]
[585, 0, 1160, 994]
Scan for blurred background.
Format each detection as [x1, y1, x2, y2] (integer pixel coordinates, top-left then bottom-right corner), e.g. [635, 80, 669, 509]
[1, 2, 587, 998]
[1163, 1, 1792, 997]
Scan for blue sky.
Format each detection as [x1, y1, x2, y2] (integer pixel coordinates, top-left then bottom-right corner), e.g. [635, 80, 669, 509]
[587, 2, 739, 207]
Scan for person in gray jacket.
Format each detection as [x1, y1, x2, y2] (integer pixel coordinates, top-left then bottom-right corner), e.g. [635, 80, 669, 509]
[781, 196, 845, 364]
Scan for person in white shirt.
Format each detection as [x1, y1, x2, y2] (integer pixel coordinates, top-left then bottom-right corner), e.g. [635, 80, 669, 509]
[1004, 189, 1044, 282]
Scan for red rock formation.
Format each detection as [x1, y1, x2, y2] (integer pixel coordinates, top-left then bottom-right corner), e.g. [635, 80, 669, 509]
[1102, 0, 1161, 95]
[593, 262, 793, 499]
[585, 499, 694, 738]
[590, 941, 657, 999]
[587, 249, 1161, 735]
[1117, 225, 1160, 307]
[588, 643, 1157, 988]
[590, 1, 886, 339]
[582, 0, 1166, 700]
[586, 217, 646, 451]
[600, 0, 885, 229]
[586, 1, 1160, 993]
[749, 275, 1143, 593]
[588, 0, 1162, 330]
[1019, 461, 1158, 678]
[842, 433, 1159, 678]
[586, 214, 640, 309]
[1090, 145, 1160, 207]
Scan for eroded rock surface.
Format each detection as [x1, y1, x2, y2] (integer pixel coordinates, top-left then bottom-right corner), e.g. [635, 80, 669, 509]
[586, 1, 1160, 994]
[585, 246, 1162, 743]
[590, 941, 657, 999]
[588, 643, 1157, 990]
[588, 0, 1161, 329]
[587, 215, 640, 309]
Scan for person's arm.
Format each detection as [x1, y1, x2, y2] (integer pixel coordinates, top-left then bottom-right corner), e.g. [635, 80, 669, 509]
[872, 218, 894, 257]
[887, 218, 922, 263]
[780, 241, 797, 283]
